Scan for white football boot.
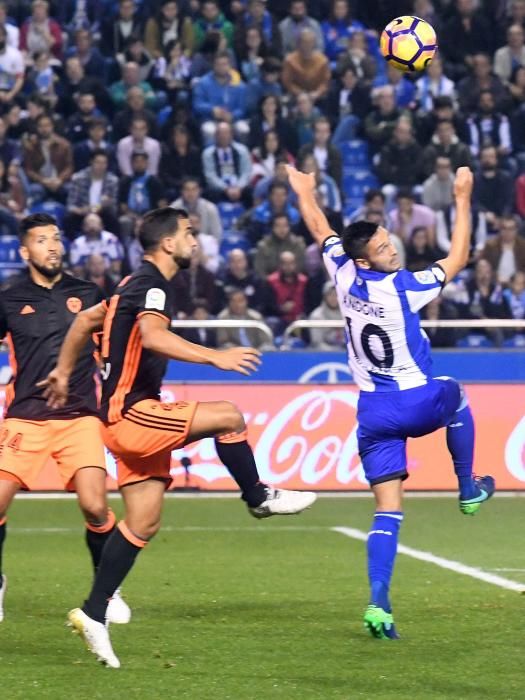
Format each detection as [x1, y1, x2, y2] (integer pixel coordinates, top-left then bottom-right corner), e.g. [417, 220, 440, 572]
[67, 608, 120, 669]
[0, 575, 6, 622]
[106, 589, 131, 625]
[248, 487, 317, 519]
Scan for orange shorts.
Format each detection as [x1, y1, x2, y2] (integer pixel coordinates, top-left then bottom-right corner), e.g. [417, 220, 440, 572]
[0, 416, 106, 490]
[101, 399, 198, 488]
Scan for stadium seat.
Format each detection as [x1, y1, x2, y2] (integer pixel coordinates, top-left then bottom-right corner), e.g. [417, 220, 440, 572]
[217, 203, 246, 230]
[342, 170, 379, 200]
[0, 235, 24, 281]
[456, 334, 496, 348]
[340, 140, 370, 169]
[503, 334, 525, 348]
[219, 230, 251, 257]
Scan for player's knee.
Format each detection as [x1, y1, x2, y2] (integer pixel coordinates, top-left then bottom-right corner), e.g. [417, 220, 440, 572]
[80, 500, 109, 525]
[221, 401, 245, 434]
[129, 518, 161, 541]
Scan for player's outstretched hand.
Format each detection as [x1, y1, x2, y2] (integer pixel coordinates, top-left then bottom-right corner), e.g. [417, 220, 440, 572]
[454, 166, 473, 200]
[36, 368, 69, 409]
[285, 165, 316, 195]
[212, 347, 262, 375]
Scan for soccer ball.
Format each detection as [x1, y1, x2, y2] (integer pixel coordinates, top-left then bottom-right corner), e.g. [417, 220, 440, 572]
[380, 16, 437, 73]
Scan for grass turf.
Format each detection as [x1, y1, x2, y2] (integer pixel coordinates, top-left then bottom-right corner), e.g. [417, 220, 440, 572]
[1, 496, 524, 700]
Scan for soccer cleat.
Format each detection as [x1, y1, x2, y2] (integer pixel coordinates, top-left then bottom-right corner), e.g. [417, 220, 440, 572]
[459, 475, 496, 516]
[106, 589, 131, 625]
[364, 604, 400, 640]
[0, 575, 6, 622]
[67, 608, 120, 669]
[248, 487, 317, 519]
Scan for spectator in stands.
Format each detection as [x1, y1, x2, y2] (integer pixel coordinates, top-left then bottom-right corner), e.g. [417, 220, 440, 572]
[467, 90, 512, 159]
[100, 0, 143, 60]
[144, 0, 194, 58]
[474, 145, 514, 229]
[73, 117, 115, 172]
[481, 215, 525, 284]
[58, 0, 102, 37]
[194, 0, 234, 51]
[436, 203, 487, 259]
[291, 92, 323, 149]
[217, 289, 271, 349]
[0, 115, 19, 165]
[248, 94, 294, 153]
[422, 120, 472, 179]
[298, 152, 342, 215]
[416, 95, 468, 146]
[180, 300, 218, 348]
[65, 149, 119, 237]
[246, 56, 284, 113]
[377, 118, 424, 190]
[254, 213, 305, 276]
[503, 270, 525, 320]
[298, 116, 342, 188]
[123, 37, 155, 83]
[440, 0, 493, 80]
[189, 212, 220, 274]
[415, 54, 456, 113]
[464, 258, 508, 344]
[508, 64, 525, 107]
[23, 113, 73, 203]
[251, 129, 293, 186]
[501, 0, 525, 37]
[236, 26, 268, 83]
[267, 251, 307, 331]
[327, 64, 372, 145]
[348, 189, 392, 229]
[28, 50, 58, 102]
[238, 0, 281, 54]
[217, 248, 269, 313]
[457, 53, 510, 115]
[0, 24, 24, 107]
[171, 240, 218, 315]
[363, 86, 408, 154]
[201, 121, 252, 206]
[0, 160, 26, 234]
[382, 64, 416, 109]
[159, 124, 203, 200]
[55, 56, 112, 119]
[20, 0, 63, 62]
[193, 51, 248, 144]
[390, 188, 436, 246]
[282, 28, 330, 102]
[279, 0, 323, 53]
[84, 253, 117, 296]
[494, 24, 525, 83]
[67, 28, 106, 78]
[308, 280, 345, 350]
[248, 181, 300, 243]
[151, 39, 191, 103]
[125, 215, 144, 271]
[117, 117, 161, 176]
[118, 151, 166, 235]
[422, 156, 455, 212]
[253, 156, 296, 202]
[420, 296, 459, 348]
[171, 177, 222, 241]
[321, 0, 365, 64]
[0, 1, 19, 49]
[67, 92, 101, 144]
[110, 62, 157, 112]
[70, 212, 123, 279]
[405, 226, 440, 272]
[515, 171, 525, 218]
[112, 86, 157, 142]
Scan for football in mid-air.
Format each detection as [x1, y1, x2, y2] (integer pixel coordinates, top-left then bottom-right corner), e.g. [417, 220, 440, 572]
[380, 16, 437, 72]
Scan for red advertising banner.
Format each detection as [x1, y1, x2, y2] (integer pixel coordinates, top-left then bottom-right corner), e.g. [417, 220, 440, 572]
[1, 384, 524, 490]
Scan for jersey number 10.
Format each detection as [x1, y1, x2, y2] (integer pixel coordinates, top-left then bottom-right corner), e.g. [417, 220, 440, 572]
[346, 319, 394, 369]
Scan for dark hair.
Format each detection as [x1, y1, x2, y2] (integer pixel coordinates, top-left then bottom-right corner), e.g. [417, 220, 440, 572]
[269, 181, 288, 195]
[271, 213, 290, 226]
[182, 176, 200, 188]
[139, 207, 189, 251]
[88, 116, 107, 130]
[214, 50, 231, 62]
[19, 212, 57, 242]
[396, 187, 414, 201]
[341, 221, 379, 260]
[90, 148, 108, 161]
[261, 57, 282, 74]
[433, 95, 453, 110]
[131, 150, 148, 160]
[364, 188, 384, 204]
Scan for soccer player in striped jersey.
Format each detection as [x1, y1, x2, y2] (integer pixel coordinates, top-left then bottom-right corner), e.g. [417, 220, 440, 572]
[285, 164, 495, 640]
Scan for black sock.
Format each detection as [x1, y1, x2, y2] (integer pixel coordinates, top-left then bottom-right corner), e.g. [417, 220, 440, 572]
[85, 510, 116, 573]
[214, 438, 267, 507]
[83, 524, 145, 623]
[0, 520, 5, 587]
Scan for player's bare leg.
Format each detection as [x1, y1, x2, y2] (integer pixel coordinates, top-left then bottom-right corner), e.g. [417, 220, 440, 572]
[364, 479, 403, 640]
[74, 466, 130, 624]
[187, 401, 317, 517]
[68, 479, 164, 668]
[0, 477, 20, 622]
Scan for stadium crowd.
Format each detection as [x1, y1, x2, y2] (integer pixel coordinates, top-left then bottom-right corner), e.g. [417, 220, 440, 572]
[0, 0, 524, 348]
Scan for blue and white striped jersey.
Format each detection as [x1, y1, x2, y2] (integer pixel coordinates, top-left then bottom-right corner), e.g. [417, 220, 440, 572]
[322, 235, 447, 392]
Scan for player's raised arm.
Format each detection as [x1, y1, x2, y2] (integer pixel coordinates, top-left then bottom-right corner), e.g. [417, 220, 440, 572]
[285, 165, 335, 246]
[37, 301, 107, 407]
[436, 167, 474, 283]
[139, 313, 261, 376]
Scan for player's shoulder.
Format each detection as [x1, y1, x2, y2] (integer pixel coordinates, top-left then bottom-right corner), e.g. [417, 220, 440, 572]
[394, 264, 446, 290]
[60, 272, 104, 301]
[1, 273, 30, 297]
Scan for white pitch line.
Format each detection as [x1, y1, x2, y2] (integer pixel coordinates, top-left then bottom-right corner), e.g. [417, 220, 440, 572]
[332, 526, 525, 593]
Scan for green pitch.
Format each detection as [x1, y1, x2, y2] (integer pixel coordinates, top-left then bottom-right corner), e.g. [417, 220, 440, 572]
[1, 496, 524, 700]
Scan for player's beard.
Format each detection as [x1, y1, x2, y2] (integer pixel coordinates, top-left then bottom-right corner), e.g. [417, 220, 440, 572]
[175, 255, 192, 270]
[30, 258, 63, 279]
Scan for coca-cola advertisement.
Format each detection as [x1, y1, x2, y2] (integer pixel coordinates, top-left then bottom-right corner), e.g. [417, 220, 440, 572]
[1, 384, 524, 490]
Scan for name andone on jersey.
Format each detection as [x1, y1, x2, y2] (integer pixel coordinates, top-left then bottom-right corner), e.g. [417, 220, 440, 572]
[322, 235, 446, 392]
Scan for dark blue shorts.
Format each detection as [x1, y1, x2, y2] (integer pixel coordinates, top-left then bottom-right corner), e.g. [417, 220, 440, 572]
[357, 378, 462, 486]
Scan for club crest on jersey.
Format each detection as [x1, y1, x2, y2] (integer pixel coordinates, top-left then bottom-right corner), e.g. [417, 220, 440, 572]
[145, 287, 166, 311]
[66, 297, 82, 313]
[413, 270, 436, 285]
